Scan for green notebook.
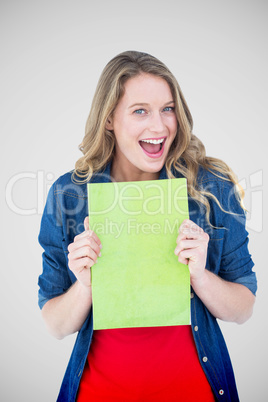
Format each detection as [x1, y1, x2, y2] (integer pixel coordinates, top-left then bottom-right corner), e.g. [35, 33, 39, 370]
[88, 178, 190, 330]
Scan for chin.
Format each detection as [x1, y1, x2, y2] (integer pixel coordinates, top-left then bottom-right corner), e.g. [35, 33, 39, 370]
[140, 161, 165, 174]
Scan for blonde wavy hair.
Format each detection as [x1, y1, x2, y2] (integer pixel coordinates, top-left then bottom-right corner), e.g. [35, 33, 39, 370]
[74, 50, 244, 223]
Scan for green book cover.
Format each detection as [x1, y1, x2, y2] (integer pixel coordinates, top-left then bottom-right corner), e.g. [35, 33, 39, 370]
[87, 178, 190, 330]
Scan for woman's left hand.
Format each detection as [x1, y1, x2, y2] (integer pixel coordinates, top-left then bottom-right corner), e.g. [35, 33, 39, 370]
[174, 219, 255, 324]
[174, 219, 209, 283]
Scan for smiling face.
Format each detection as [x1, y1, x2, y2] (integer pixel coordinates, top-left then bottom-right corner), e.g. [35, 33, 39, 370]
[106, 73, 178, 182]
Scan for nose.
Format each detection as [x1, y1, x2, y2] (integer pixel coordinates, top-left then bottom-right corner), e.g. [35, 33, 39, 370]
[148, 112, 165, 133]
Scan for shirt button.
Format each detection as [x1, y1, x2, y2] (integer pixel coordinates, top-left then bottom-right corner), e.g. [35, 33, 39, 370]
[194, 326, 198, 332]
[202, 356, 208, 362]
[190, 292, 194, 298]
[219, 389, 224, 395]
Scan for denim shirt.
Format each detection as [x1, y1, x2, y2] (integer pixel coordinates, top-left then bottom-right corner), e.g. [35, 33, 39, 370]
[38, 163, 257, 402]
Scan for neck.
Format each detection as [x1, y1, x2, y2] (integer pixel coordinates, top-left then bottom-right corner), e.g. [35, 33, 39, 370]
[111, 163, 159, 182]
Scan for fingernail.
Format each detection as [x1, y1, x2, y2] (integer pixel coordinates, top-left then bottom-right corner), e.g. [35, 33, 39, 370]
[98, 252, 101, 257]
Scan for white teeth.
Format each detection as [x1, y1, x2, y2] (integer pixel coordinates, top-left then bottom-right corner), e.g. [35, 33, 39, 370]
[140, 138, 164, 144]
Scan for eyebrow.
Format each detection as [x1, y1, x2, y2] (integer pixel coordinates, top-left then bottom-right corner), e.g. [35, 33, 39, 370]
[128, 100, 175, 109]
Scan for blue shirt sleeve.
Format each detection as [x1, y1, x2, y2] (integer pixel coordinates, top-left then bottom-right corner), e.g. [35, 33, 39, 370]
[218, 179, 257, 295]
[38, 183, 72, 309]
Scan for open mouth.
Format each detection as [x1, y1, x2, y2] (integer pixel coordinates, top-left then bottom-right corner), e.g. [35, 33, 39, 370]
[139, 137, 166, 158]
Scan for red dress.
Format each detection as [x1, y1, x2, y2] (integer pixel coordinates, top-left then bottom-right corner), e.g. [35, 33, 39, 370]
[76, 325, 215, 401]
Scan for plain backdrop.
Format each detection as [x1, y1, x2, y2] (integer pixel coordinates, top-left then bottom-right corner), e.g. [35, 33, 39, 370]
[1, 0, 267, 401]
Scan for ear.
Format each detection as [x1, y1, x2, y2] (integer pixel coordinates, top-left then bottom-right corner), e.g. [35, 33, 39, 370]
[105, 117, 113, 130]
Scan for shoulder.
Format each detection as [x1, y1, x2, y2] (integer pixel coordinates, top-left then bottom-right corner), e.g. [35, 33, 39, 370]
[51, 170, 87, 199]
[196, 165, 226, 184]
[196, 165, 234, 197]
[196, 165, 245, 220]
[43, 171, 89, 237]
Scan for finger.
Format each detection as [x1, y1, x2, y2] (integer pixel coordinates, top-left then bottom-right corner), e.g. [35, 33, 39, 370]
[74, 229, 102, 248]
[85, 230, 102, 249]
[180, 219, 204, 233]
[176, 229, 203, 245]
[179, 219, 195, 232]
[73, 218, 90, 241]
[68, 236, 101, 256]
[181, 219, 201, 228]
[68, 244, 99, 263]
[69, 256, 96, 273]
[84, 216, 89, 231]
[177, 246, 207, 265]
[177, 253, 190, 266]
[84, 217, 101, 246]
[177, 249, 198, 265]
[175, 239, 206, 255]
[177, 223, 206, 243]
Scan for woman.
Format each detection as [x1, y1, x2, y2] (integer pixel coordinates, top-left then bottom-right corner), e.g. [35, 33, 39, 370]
[38, 51, 257, 401]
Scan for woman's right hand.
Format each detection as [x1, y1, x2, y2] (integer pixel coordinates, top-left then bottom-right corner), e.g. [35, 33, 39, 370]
[67, 217, 102, 288]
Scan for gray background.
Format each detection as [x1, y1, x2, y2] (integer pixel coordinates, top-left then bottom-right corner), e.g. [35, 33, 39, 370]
[1, 0, 267, 401]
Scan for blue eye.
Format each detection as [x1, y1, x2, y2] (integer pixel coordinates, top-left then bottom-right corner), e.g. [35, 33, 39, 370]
[134, 109, 145, 114]
[163, 106, 175, 112]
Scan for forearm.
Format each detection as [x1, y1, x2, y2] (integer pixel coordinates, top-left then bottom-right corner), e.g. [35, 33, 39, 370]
[41, 281, 92, 339]
[191, 270, 255, 324]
